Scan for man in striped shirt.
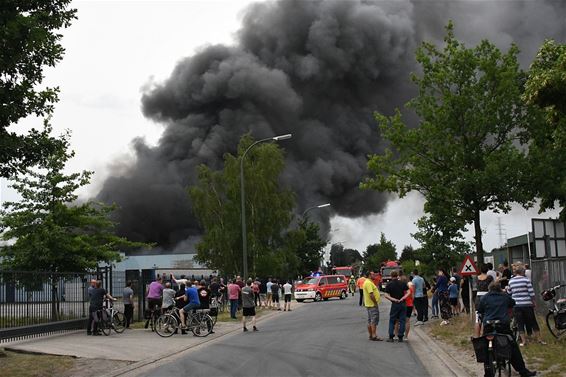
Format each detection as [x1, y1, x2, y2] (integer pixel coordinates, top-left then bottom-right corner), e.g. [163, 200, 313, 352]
[507, 266, 545, 346]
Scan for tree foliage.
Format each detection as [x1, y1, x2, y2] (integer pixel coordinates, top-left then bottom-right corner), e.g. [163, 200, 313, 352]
[189, 135, 295, 277]
[330, 243, 362, 267]
[362, 22, 534, 265]
[0, 133, 142, 272]
[0, 1, 77, 177]
[363, 233, 397, 270]
[523, 40, 566, 218]
[287, 220, 327, 275]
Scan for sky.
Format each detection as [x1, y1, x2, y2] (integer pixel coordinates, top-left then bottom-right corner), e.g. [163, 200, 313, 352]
[3, 0, 562, 258]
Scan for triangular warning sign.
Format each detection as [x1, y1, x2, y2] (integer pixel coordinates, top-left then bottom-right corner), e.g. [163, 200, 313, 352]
[459, 255, 478, 276]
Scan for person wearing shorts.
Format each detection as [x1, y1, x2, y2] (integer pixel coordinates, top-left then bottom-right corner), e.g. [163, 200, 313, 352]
[271, 279, 281, 311]
[283, 280, 293, 311]
[179, 281, 200, 329]
[363, 270, 382, 341]
[242, 279, 258, 332]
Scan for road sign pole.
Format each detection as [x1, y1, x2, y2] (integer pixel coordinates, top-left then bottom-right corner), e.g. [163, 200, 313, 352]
[469, 278, 473, 323]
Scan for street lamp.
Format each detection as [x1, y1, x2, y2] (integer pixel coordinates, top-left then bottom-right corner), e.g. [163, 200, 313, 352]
[240, 133, 292, 280]
[302, 203, 331, 218]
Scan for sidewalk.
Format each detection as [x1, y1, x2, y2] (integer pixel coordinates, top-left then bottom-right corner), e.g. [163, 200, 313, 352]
[3, 306, 289, 377]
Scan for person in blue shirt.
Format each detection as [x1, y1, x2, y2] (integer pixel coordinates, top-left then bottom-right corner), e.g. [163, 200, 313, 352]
[178, 281, 201, 329]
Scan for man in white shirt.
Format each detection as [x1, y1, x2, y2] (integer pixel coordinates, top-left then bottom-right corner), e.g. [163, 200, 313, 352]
[487, 263, 498, 282]
[266, 278, 273, 309]
[283, 280, 293, 311]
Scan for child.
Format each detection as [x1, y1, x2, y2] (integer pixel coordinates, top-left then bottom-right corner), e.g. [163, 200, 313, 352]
[448, 277, 459, 318]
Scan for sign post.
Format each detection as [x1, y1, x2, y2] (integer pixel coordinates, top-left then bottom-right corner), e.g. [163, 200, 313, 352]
[459, 255, 479, 322]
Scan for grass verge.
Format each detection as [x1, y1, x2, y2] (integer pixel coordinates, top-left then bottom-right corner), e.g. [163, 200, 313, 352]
[427, 314, 566, 377]
[1, 349, 75, 377]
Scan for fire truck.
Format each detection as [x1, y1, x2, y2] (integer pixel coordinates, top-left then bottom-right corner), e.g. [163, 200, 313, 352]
[379, 261, 403, 290]
[332, 266, 353, 278]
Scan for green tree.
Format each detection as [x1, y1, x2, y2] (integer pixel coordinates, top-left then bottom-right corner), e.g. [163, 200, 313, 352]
[399, 244, 416, 262]
[362, 23, 534, 266]
[411, 210, 471, 272]
[0, 133, 141, 272]
[363, 233, 397, 270]
[287, 220, 327, 275]
[523, 40, 566, 218]
[189, 135, 295, 277]
[0, 133, 143, 319]
[330, 244, 362, 267]
[1, 1, 77, 177]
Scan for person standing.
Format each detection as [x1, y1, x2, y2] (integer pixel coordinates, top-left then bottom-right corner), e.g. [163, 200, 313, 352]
[87, 280, 115, 335]
[197, 280, 211, 309]
[507, 266, 545, 346]
[384, 271, 410, 342]
[448, 277, 459, 316]
[253, 278, 261, 307]
[266, 278, 273, 309]
[357, 275, 366, 306]
[403, 275, 415, 339]
[363, 270, 382, 341]
[242, 279, 258, 332]
[271, 279, 281, 311]
[524, 264, 532, 281]
[461, 276, 471, 314]
[228, 279, 241, 319]
[283, 280, 293, 311]
[123, 281, 134, 329]
[87, 279, 96, 298]
[412, 269, 427, 325]
[474, 264, 494, 337]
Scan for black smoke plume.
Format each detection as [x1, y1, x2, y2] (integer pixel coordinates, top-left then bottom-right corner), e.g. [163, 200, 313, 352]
[97, 0, 565, 248]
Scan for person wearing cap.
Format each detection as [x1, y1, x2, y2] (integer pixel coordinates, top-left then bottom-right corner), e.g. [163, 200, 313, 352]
[448, 276, 459, 317]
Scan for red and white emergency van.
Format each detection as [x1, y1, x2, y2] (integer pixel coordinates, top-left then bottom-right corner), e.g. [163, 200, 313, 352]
[294, 275, 348, 302]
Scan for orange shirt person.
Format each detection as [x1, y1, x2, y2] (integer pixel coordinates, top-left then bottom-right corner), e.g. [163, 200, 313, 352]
[357, 276, 366, 306]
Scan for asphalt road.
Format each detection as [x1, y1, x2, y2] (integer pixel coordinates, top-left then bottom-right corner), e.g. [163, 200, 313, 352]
[137, 296, 430, 377]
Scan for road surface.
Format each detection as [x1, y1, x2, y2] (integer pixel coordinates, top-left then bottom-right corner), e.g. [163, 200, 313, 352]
[137, 296, 430, 377]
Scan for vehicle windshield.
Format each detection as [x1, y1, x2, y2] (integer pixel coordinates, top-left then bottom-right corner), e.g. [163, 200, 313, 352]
[301, 278, 319, 285]
[334, 269, 352, 277]
[381, 267, 400, 276]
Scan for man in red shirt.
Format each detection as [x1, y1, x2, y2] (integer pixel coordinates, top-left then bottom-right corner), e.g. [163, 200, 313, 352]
[228, 279, 241, 319]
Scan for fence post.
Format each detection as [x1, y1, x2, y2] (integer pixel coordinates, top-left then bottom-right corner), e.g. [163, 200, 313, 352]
[137, 271, 143, 322]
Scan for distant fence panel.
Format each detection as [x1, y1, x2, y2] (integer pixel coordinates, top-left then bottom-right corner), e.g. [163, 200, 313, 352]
[530, 258, 566, 312]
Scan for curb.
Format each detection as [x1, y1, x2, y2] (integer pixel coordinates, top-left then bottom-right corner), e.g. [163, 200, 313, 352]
[103, 308, 284, 377]
[412, 324, 474, 377]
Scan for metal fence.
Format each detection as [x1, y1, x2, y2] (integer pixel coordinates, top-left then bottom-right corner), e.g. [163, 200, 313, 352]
[530, 257, 566, 311]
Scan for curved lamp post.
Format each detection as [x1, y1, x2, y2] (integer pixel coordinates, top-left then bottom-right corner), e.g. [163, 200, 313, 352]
[302, 203, 331, 218]
[241, 134, 292, 280]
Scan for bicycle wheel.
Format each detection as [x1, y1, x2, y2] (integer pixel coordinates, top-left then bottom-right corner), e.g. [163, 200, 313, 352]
[112, 311, 126, 333]
[99, 312, 111, 336]
[190, 314, 212, 337]
[155, 314, 178, 338]
[546, 311, 566, 339]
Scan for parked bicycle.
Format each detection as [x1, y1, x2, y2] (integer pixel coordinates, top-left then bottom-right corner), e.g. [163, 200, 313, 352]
[94, 299, 125, 336]
[104, 298, 126, 334]
[472, 319, 513, 377]
[211, 294, 226, 313]
[541, 283, 566, 339]
[155, 307, 214, 338]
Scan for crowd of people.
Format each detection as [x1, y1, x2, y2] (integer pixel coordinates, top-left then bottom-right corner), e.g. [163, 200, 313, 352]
[90, 274, 298, 334]
[355, 261, 539, 377]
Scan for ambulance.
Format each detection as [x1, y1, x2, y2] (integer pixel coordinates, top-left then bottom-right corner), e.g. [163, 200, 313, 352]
[294, 274, 348, 302]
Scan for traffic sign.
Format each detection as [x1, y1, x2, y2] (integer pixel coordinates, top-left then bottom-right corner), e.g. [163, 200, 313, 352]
[459, 255, 478, 276]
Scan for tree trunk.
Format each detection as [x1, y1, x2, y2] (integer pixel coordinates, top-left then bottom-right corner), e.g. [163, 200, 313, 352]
[474, 209, 484, 268]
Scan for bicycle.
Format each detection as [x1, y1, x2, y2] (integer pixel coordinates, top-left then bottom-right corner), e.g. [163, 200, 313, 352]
[155, 307, 214, 338]
[211, 293, 226, 313]
[104, 299, 126, 334]
[144, 306, 160, 332]
[541, 283, 566, 339]
[472, 320, 512, 377]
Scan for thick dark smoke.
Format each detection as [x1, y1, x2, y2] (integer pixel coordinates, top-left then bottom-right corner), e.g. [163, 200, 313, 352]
[97, 0, 565, 248]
